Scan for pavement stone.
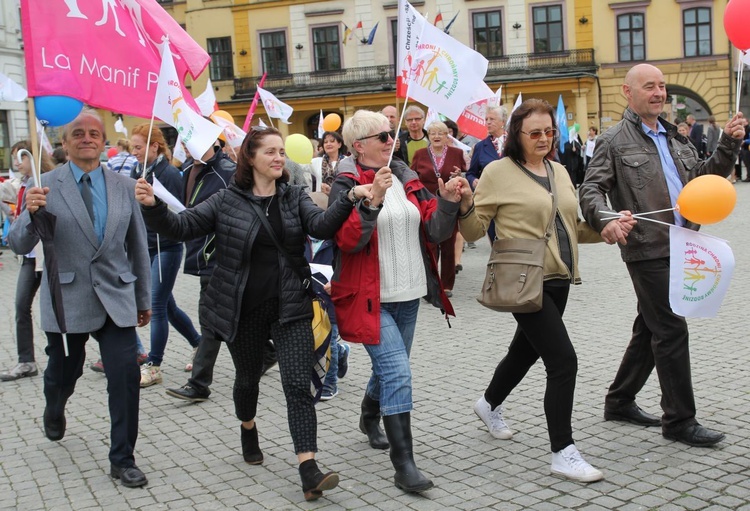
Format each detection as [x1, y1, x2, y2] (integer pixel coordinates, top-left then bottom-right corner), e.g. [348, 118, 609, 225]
[1, 184, 750, 509]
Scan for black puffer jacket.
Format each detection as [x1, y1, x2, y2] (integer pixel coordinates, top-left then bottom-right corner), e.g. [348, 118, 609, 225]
[141, 181, 355, 343]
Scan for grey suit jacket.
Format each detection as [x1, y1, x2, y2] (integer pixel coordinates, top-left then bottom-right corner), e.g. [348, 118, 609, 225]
[9, 163, 151, 333]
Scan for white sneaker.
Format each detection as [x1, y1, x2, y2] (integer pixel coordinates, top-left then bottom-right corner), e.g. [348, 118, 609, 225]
[474, 396, 513, 439]
[140, 362, 162, 388]
[550, 444, 604, 483]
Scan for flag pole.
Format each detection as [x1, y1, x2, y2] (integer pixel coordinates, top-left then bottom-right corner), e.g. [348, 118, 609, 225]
[736, 48, 744, 115]
[388, 14, 428, 165]
[243, 72, 267, 132]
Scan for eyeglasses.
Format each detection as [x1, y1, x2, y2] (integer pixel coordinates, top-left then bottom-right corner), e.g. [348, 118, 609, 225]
[357, 131, 394, 143]
[520, 129, 557, 140]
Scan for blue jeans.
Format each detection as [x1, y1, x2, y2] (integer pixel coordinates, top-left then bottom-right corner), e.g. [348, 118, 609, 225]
[364, 299, 420, 416]
[323, 325, 340, 391]
[148, 245, 201, 366]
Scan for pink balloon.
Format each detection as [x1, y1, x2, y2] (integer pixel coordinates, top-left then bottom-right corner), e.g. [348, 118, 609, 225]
[724, 0, 750, 50]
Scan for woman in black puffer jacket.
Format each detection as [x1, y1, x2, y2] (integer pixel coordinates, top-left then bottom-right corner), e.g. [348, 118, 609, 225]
[135, 127, 371, 502]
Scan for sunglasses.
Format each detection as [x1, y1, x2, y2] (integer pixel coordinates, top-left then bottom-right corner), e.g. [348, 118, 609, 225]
[520, 128, 557, 140]
[357, 131, 395, 143]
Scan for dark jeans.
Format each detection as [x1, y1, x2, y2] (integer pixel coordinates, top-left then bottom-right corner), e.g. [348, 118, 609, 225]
[188, 274, 222, 392]
[16, 258, 42, 363]
[44, 317, 140, 467]
[227, 298, 318, 454]
[485, 283, 577, 452]
[606, 258, 696, 432]
[148, 246, 200, 366]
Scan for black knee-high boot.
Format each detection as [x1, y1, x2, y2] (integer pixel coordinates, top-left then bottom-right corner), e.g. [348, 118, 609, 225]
[359, 394, 389, 449]
[382, 412, 434, 493]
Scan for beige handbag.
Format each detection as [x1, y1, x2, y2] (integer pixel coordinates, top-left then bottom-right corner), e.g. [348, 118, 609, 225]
[477, 160, 558, 313]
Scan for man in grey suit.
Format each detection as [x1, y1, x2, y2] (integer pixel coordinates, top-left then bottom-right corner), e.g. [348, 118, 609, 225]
[9, 109, 152, 487]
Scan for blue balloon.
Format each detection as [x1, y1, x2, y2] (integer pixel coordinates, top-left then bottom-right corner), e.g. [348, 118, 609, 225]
[34, 95, 84, 127]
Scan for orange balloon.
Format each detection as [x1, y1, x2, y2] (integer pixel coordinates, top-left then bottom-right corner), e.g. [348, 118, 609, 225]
[322, 113, 342, 132]
[210, 110, 235, 124]
[676, 174, 737, 224]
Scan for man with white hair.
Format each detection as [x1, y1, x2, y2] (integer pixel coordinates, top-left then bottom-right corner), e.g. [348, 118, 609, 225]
[396, 105, 428, 165]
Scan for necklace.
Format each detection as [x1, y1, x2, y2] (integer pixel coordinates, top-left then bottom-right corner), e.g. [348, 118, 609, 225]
[264, 195, 274, 217]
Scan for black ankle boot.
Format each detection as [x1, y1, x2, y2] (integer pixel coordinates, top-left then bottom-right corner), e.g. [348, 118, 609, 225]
[382, 412, 434, 493]
[359, 394, 389, 449]
[298, 459, 339, 501]
[240, 424, 263, 465]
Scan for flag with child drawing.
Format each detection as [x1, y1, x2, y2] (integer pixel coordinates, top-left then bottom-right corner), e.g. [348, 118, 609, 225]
[397, 0, 489, 121]
[669, 226, 735, 318]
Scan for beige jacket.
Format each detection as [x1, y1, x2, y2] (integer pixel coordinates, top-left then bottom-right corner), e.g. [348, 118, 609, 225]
[459, 157, 601, 284]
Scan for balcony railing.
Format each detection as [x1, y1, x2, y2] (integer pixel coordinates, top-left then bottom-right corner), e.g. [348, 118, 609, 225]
[233, 48, 596, 99]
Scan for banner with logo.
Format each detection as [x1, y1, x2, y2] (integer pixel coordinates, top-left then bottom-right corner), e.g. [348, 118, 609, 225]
[669, 226, 735, 318]
[397, 0, 489, 121]
[20, 0, 209, 119]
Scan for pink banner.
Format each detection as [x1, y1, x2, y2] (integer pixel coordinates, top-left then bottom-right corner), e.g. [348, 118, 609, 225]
[21, 0, 210, 119]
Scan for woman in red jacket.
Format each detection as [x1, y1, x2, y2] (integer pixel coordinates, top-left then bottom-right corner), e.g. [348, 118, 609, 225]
[410, 121, 467, 296]
[329, 110, 473, 493]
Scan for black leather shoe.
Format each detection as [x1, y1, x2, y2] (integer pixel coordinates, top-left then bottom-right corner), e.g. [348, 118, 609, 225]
[604, 403, 661, 427]
[165, 384, 210, 403]
[111, 464, 148, 488]
[43, 407, 66, 441]
[663, 423, 725, 447]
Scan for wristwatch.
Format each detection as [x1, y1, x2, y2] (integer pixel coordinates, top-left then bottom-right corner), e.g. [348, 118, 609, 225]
[347, 187, 358, 204]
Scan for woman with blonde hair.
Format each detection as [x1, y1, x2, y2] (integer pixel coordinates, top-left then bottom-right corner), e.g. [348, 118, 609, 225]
[130, 124, 201, 386]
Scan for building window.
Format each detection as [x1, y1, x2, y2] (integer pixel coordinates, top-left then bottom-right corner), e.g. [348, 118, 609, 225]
[312, 26, 341, 72]
[532, 5, 563, 53]
[260, 31, 288, 75]
[472, 10, 503, 59]
[617, 13, 645, 62]
[684, 7, 711, 57]
[207, 37, 234, 81]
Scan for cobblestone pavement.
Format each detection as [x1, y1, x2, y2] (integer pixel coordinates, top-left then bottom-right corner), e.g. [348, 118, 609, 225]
[1, 184, 750, 511]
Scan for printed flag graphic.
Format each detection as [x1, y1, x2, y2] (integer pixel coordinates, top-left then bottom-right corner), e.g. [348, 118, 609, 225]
[257, 87, 293, 124]
[20, 0, 210, 119]
[397, 0, 488, 121]
[152, 43, 222, 160]
[669, 226, 735, 318]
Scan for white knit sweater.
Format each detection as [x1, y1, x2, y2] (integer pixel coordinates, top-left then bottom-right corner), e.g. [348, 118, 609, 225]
[377, 176, 427, 303]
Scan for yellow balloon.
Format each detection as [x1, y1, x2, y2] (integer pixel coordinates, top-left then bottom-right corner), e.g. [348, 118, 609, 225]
[322, 113, 342, 132]
[285, 133, 314, 164]
[676, 174, 737, 224]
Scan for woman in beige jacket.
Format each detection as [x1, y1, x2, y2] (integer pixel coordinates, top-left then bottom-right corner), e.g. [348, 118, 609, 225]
[459, 99, 634, 483]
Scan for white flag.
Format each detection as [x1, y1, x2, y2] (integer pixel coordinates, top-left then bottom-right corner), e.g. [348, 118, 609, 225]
[669, 226, 735, 318]
[212, 115, 247, 150]
[487, 86, 502, 108]
[0, 72, 27, 102]
[507, 92, 523, 128]
[256, 87, 293, 124]
[448, 135, 471, 154]
[258, 119, 268, 128]
[317, 109, 325, 138]
[397, 0, 489, 120]
[152, 43, 222, 160]
[172, 135, 187, 164]
[114, 117, 128, 138]
[425, 107, 441, 127]
[195, 78, 218, 117]
[153, 175, 186, 213]
[35, 118, 54, 155]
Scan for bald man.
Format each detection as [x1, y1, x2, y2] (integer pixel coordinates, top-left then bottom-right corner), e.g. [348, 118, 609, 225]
[579, 63, 746, 447]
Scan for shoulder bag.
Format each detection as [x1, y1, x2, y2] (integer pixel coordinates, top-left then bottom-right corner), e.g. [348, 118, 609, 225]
[249, 200, 332, 403]
[477, 159, 558, 313]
